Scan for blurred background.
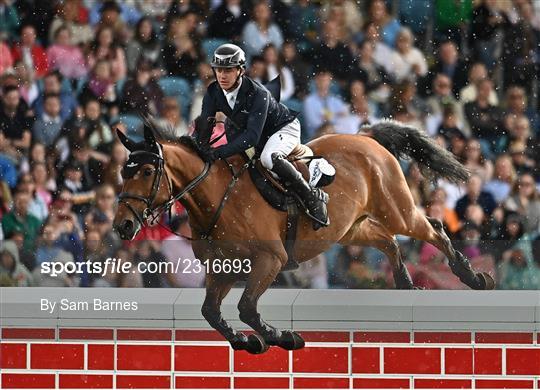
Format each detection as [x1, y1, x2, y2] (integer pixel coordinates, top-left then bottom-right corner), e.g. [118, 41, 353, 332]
[0, 0, 539, 290]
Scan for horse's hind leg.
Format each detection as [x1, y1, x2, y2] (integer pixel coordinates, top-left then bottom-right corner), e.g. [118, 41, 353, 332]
[237, 250, 305, 354]
[344, 217, 415, 289]
[201, 274, 250, 351]
[404, 211, 494, 290]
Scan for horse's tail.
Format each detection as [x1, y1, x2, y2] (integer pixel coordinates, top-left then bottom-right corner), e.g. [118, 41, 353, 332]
[365, 120, 469, 183]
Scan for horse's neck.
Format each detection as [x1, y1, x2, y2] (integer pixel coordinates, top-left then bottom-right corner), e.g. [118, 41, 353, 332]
[163, 144, 223, 235]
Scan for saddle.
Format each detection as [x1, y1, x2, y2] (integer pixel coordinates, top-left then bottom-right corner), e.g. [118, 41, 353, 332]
[248, 144, 314, 211]
[248, 144, 332, 272]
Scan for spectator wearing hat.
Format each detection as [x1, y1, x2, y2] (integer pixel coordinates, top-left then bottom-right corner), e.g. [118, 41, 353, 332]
[1, 189, 42, 251]
[0, 240, 33, 287]
[302, 69, 348, 141]
[120, 59, 164, 117]
[10, 24, 49, 79]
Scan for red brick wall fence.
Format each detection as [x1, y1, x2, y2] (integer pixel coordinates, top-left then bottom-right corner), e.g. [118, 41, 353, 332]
[1, 288, 539, 389]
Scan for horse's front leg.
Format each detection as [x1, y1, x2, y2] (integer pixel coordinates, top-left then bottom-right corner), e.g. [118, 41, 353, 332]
[201, 273, 249, 350]
[237, 250, 305, 354]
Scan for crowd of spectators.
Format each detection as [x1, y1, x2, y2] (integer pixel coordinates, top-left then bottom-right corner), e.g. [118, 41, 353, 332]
[0, 0, 539, 290]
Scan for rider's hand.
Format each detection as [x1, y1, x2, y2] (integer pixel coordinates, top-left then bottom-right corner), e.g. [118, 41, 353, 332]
[200, 146, 217, 163]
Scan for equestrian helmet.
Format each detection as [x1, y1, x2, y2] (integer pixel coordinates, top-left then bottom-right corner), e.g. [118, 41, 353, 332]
[211, 43, 246, 69]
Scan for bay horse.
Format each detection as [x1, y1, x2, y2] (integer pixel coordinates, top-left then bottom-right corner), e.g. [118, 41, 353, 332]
[113, 120, 495, 354]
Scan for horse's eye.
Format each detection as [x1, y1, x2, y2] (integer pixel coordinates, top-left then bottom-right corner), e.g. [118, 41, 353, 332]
[144, 169, 153, 177]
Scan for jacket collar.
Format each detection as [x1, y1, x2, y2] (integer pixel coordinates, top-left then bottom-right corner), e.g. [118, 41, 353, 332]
[218, 76, 251, 116]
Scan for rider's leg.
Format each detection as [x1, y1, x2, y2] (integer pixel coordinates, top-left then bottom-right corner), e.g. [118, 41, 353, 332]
[260, 118, 301, 170]
[261, 119, 329, 230]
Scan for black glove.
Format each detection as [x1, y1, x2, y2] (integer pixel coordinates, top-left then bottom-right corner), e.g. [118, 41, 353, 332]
[200, 146, 217, 163]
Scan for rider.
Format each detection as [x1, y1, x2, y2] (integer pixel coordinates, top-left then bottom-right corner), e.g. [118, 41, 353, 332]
[195, 43, 329, 230]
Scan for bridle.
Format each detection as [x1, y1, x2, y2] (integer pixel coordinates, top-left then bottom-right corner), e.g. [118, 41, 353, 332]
[117, 143, 211, 229]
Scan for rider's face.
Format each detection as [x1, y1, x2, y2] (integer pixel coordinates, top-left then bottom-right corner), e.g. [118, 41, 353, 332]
[215, 67, 241, 91]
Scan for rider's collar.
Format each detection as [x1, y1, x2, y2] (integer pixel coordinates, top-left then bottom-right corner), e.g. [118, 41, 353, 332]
[222, 75, 243, 97]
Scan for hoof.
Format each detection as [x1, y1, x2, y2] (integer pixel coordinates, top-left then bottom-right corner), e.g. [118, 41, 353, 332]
[478, 272, 495, 290]
[230, 332, 249, 350]
[413, 286, 425, 290]
[279, 330, 305, 350]
[246, 334, 269, 354]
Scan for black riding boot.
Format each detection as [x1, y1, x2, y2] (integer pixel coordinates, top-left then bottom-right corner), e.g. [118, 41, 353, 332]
[271, 154, 329, 230]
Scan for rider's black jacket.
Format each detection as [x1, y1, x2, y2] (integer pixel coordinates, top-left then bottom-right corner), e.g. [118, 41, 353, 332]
[198, 76, 298, 158]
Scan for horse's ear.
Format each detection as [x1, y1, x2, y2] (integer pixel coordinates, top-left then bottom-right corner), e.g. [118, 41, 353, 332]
[116, 129, 135, 152]
[143, 123, 156, 145]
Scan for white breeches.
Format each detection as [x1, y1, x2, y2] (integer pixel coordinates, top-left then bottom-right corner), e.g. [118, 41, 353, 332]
[260, 118, 301, 169]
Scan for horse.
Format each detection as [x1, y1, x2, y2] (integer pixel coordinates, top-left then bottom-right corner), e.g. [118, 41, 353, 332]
[113, 119, 495, 354]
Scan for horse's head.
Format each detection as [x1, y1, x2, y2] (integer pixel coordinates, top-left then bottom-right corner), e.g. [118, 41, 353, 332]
[113, 124, 172, 240]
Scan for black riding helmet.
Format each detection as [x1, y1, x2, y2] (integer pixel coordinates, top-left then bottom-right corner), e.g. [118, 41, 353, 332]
[211, 43, 246, 69]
